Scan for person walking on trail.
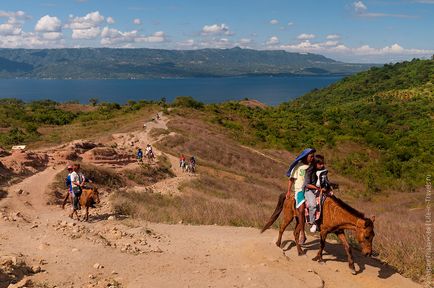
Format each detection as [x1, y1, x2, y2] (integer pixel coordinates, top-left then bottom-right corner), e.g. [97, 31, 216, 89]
[286, 148, 316, 245]
[62, 164, 74, 209]
[137, 148, 143, 163]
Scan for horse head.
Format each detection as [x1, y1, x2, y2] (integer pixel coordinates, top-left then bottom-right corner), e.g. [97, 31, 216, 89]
[356, 216, 375, 257]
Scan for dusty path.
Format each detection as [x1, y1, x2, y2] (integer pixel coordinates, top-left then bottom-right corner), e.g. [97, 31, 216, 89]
[0, 114, 422, 288]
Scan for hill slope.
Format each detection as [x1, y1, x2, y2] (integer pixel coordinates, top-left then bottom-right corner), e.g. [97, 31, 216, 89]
[0, 47, 371, 79]
[206, 58, 434, 191]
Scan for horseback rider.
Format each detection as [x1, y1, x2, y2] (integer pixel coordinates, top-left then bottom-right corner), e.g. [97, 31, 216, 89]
[190, 156, 196, 173]
[137, 148, 143, 162]
[286, 148, 316, 244]
[179, 154, 186, 168]
[69, 164, 82, 219]
[62, 164, 74, 209]
[146, 144, 154, 158]
[304, 154, 329, 233]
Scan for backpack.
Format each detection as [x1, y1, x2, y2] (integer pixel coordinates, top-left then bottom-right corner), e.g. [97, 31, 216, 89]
[65, 174, 72, 188]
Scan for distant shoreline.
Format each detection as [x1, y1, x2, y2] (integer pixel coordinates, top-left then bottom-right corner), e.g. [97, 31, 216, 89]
[0, 73, 351, 81]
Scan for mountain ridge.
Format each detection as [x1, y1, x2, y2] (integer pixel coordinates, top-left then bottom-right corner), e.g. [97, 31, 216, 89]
[0, 47, 373, 79]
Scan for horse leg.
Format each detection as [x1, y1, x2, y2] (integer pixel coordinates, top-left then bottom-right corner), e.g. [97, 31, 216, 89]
[336, 230, 356, 275]
[293, 216, 305, 255]
[276, 202, 294, 247]
[62, 192, 70, 209]
[85, 206, 89, 222]
[313, 230, 328, 262]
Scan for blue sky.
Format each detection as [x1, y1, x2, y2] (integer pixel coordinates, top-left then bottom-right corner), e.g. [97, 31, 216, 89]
[0, 0, 433, 63]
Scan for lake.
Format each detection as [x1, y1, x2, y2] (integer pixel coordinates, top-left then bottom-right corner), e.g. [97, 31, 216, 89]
[0, 76, 342, 106]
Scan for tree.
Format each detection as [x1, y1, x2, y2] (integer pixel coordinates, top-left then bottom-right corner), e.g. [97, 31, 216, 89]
[89, 98, 99, 106]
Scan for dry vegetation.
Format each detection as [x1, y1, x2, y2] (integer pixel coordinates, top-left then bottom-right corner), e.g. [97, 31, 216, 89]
[30, 105, 159, 149]
[111, 110, 428, 283]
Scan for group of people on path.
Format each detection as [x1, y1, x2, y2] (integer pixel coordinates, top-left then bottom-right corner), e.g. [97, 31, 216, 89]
[137, 144, 154, 163]
[286, 148, 332, 244]
[62, 163, 92, 219]
[179, 154, 196, 173]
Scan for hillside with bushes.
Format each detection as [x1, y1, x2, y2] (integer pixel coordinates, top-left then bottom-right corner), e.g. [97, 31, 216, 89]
[205, 58, 434, 194]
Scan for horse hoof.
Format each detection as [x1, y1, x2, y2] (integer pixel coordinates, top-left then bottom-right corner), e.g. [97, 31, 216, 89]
[351, 269, 357, 275]
[275, 241, 281, 247]
[298, 251, 306, 256]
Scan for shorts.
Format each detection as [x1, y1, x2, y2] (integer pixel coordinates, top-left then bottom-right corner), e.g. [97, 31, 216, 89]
[295, 191, 305, 208]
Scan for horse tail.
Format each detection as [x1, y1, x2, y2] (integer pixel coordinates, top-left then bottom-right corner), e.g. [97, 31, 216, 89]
[261, 192, 286, 233]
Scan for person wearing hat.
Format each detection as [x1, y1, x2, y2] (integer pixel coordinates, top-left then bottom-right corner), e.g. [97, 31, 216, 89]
[61, 164, 74, 209]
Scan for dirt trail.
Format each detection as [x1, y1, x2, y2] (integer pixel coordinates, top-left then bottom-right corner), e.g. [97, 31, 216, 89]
[0, 114, 422, 288]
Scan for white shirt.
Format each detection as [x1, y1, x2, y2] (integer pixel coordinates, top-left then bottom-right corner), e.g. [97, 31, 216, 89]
[70, 171, 79, 188]
[289, 162, 309, 192]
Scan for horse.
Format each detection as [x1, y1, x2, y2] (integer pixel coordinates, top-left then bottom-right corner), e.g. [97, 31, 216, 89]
[79, 187, 100, 222]
[261, 193, 375, 275]
[185, 161, 196, 173]
[146, 150, 155, 162]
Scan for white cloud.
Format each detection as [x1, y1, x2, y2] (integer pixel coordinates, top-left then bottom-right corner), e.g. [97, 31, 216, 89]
[297, 33, 315, 40]
[0, 23, 22, 35]
[106, 16, 115, 24]
[67, 11, 104, 30]
[137, 31, 166, 43]
[238, 38, 252, 44]
[326, 34, 340, 40]
[0, 31, 65, 48]
[178, 39, 195, 47]
[266, 36, 279, 45]
[101, 27, 138, 45]
[235, 38, 253, 48]
[67, 11, 104, 39]
[100, 27, 166, 46]
[278, 39, 434, 62]
[269, 19, 279, 25]
[198, 38, 233, 48]
[42, 32, 63, 40]
[133, 18, 141, 25]
[353, 1, 415, 18]
[353, 1, 367, 14]
[72, 26, 101, 39]
[201, 23, 233, 35]
[0, 10, 29, 36]
[287, 21, 294, 26]
[35, 15, 62, 32]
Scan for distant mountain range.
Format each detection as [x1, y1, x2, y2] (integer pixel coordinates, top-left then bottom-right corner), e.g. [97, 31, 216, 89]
[0, 47, 373, 79]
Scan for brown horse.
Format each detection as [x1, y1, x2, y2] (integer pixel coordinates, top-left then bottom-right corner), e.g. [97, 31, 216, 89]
[261, 193, 375, 274]
[79, 187, 100, 222]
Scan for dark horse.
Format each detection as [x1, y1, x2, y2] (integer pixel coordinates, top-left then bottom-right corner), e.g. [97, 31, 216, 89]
[261, 193, 375, 274]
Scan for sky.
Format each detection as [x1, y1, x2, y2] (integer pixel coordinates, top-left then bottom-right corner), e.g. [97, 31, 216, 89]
[0, 0, 433, 63]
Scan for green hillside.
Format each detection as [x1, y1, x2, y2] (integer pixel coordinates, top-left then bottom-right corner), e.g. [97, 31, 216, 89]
[207, 58, 434, 193]
[0, 47, 371, 79]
